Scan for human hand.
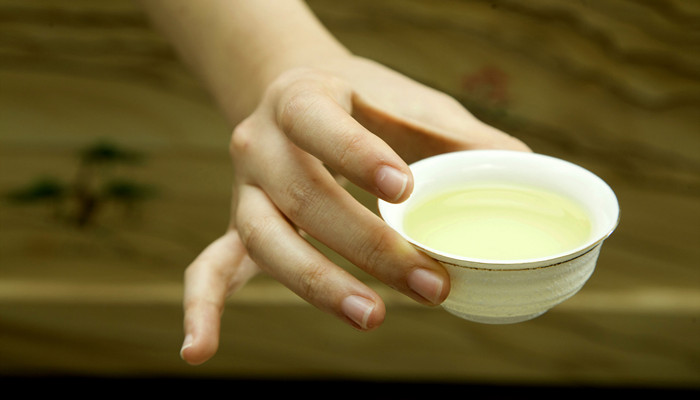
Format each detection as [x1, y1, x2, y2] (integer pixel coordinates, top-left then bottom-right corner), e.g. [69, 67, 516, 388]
[180, 56, 529, 365]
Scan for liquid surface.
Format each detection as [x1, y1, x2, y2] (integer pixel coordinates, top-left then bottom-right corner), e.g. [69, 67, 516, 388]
[403, 183, 591, 260]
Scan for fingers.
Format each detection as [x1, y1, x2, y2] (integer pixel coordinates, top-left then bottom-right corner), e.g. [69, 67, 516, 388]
[237, 124, 450, 307]
[235, 183, 386, 330]
[182, 64, 534, 366]
[181, 231, 259, 365]
[352, 93, 531, 164]
[270, 70, 413, 203]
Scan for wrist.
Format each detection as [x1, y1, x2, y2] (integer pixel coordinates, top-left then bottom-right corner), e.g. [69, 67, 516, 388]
[210, 1, 353, 125]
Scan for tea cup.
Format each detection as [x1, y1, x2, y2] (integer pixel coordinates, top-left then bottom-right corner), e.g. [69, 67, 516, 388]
[378, 150, 619, 324]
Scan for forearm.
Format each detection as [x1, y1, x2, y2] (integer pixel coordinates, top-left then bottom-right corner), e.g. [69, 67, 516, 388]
[139, 0, 351, 125]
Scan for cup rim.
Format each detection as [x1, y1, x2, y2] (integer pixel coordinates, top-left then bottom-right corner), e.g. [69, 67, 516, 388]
[377, 150, 620, 270]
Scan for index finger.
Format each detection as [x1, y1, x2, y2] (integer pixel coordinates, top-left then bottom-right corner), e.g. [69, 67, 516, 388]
[272, 71, 414, 203]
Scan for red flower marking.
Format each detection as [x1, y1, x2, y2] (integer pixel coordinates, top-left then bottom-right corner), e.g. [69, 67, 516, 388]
[461, 65, 510, 106]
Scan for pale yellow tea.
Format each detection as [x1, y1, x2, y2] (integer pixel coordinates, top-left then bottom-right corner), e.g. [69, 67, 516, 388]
[403, 183, 591, 260]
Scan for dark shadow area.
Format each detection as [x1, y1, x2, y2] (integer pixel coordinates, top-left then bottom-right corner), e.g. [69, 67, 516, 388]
[0, 376, 697, 396]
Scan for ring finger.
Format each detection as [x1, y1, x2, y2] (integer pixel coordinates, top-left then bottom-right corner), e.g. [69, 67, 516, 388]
[235, 182, 386, 330]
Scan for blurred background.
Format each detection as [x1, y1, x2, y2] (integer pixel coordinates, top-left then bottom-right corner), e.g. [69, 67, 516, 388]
[1, 0, 699, 393]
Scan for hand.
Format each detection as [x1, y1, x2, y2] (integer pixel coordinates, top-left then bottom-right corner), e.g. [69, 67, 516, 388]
[179, 56, 529, 365]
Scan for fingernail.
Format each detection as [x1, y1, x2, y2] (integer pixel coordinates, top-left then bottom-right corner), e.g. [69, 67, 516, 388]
[180, 334, 193, 360]
[375, 165, 408, 202]
[341, 295, 375, 330]
[408, 268, 445, 305]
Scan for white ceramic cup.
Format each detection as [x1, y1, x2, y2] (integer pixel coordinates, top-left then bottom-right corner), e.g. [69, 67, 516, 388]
[378, 150, 619, 324]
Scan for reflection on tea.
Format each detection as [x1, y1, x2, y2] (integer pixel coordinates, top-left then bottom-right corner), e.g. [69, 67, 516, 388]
[403, 183, 591, 260]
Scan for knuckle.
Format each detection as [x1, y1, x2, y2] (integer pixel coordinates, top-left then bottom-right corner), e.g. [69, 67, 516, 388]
[294, 261, 330, 304]
[237, 215, 278, 255]
[335, 132, 366, 171]
[184, 294, 224, 319]
[229, 118, 255, 157]
[282, 176, 324, 223]
[357, 224, 397, 274]
[276, 84, 322, 137]
[270, 68, 349, 139]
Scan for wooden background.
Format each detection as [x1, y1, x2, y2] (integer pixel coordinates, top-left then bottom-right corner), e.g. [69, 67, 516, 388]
[1, 0, 699, 390]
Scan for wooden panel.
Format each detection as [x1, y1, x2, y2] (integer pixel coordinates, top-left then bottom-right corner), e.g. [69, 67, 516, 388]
[0, 0, 698, 389]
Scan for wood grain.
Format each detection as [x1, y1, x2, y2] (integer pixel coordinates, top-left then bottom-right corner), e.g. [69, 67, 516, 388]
[0, 0, 698, 389]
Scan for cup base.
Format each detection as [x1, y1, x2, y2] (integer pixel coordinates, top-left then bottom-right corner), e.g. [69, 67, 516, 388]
[442, 306, 547, 324]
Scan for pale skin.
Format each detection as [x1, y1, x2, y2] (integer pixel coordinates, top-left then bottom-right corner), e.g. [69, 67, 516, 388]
[139, 0, 530, 365]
